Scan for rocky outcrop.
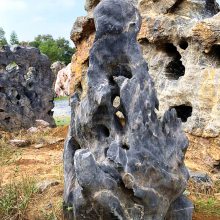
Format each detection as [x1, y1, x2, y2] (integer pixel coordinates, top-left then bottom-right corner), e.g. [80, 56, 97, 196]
[70, 0, 220, 138]
[55, 63, 71, 97]
[0, 45, 55, 131]
[51, 61, 66, 77]
[63, 0, 193, 219]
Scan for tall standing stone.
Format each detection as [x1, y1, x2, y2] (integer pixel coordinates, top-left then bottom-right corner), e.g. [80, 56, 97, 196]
[63, 0, 193, 219]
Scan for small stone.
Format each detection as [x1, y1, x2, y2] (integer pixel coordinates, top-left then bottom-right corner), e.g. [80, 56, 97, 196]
[27, 127, 40, 133]
[48, 138, 65, 145]
[10, 139, 30, 148]
[36, 180, 60, 193]
[34, 144, 45, 149]
[36, 120, 50, 128]
[189, 171, 212, 183]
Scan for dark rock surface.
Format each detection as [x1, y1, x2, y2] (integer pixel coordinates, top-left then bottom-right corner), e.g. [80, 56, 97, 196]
[63, 0, 193, 219]
[0, 45, 55, 131]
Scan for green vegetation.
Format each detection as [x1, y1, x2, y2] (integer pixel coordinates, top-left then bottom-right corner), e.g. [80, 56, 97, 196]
[54, 116, 71, 126]
[0, 27, 8, 47]
[10, 31, 19, 45]
[0, 27, 75, 65]
[0, 137, 19, 166]
[29, 35, 75, 64]
[195, 198, 220, 217]
[0, 177, 37, 220]
[54, 96, 69, 101]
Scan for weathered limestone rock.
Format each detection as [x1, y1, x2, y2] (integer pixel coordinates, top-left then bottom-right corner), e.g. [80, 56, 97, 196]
[64, 0, 193, 219]
[0, 46, 55, 131]
[55, 63, 71, 97]
[51, 61, 66, 77]
[70, 0, 220, 138]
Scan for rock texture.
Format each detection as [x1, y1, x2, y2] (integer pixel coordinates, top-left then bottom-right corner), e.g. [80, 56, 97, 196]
[51, 61, 66, 90]
[51, 61, 66, 78]
[55, 63, 71, 97]
[70, 0, 220, 138]
[64, 0, 193, 219]
[0, 45, 55, 131]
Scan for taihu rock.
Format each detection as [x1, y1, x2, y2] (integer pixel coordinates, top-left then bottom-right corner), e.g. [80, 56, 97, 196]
[0, 46, 55, 131]
[63, 0, 193, 219]
[70, 0, 220, 138]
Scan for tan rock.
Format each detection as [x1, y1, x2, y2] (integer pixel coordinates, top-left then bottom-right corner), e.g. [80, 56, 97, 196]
[69, 0, 220, 138]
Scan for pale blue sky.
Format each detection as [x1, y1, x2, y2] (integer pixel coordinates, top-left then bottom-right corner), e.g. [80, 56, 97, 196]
[0, 0, 86, 45]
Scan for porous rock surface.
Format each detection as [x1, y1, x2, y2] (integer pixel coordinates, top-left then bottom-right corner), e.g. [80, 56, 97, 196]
[55, 63, 71, 97]
[70, 0, 220, 138]
[64, 0, 193, 219]
[0, 45, 55, 131]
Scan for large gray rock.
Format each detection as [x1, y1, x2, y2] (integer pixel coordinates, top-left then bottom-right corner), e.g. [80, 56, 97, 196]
[0, 45, 55, 131]
[63, 0, 193, 219]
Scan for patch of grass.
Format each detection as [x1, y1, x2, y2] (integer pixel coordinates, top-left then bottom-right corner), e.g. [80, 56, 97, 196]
[0, 177, 37, 220]
[0, 137, 19, 166]
[54, 96, 69, 102]
[54, 116, 71, 126]
[195, 198, 220, 217]
[38, 198, 63, 220]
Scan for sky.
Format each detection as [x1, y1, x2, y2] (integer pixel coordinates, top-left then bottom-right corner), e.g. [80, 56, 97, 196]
[0, 0, 86, 45]
[1, 0, 220, 45]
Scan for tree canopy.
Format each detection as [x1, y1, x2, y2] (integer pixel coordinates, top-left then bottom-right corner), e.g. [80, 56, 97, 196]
[10, 31, 19, 45]
[0, 27, 75, 65]
[29, 35, 75, 64]
[0, 27, 8, 47]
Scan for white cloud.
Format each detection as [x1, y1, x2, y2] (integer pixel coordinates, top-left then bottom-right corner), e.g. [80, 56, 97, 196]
[0, 0, 27, 12]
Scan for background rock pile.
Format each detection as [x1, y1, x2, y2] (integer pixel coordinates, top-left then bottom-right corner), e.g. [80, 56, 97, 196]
[0, 45, 55, 131]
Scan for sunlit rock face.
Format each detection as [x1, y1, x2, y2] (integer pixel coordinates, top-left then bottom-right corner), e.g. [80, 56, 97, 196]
[0, 46, 55, 131]
[55, 63, 71, 97]
[63, 0, 193, 219]
[70, 0, 220, 138]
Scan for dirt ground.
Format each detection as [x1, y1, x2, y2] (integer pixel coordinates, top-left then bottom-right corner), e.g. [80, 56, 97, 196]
[0, 126, 220, 220]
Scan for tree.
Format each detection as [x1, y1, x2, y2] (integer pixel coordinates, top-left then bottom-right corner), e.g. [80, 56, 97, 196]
[10, 31, 19, 45]
[0, 27, 8, 46]
[29, 35, 75, 64]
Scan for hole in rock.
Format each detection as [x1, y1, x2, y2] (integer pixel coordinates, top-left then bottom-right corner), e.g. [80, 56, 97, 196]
[170, 105, 192, 122]
[5, 117, 10, 123]
[179, 40, 188, 50]
[167, 0, 184, 13]
[0, 109, 4, 112]
[28, 82, 33, 88]
[104, 147, 109, 157]
[165, 60, 185, 79]
[48, 110, 53, 116]
[121, 144, 129, 150]
[208, 44, 220, 65]
[95, 124, 110, 138]
[138, 38, 149, 45]
[114, 65, 132, 79]
[0, 64, 6, 72]
[163, 43, 185, 80]
[16, 94, 21, 100]
[0, 87, 5, 93]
